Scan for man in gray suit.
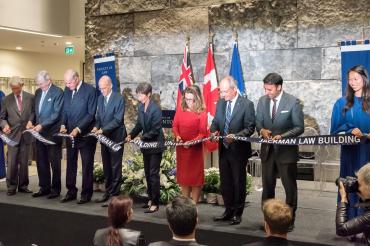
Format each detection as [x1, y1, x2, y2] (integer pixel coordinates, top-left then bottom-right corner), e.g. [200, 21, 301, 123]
[256, 73, 304, 231]
[0, 76, 35, 195]
[31, 70, 64, 199]
[92, 75, 126, 206]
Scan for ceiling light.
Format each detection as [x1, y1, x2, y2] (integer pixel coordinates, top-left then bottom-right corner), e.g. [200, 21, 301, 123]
[0, 26, 62, 38]
[65, 41, 73, 45]
[15, 46, 22, 50]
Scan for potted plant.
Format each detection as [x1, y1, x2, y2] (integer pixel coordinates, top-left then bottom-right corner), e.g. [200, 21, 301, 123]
[93, 162, 105, 191]
[203, 167, 220, 204]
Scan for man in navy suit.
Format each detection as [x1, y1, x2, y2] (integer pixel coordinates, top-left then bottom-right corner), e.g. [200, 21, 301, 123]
[92, 75, 126, 206]
[31, 70, 64, 199]
[60, 69, 97, 204]
[211, 76, 255, 225]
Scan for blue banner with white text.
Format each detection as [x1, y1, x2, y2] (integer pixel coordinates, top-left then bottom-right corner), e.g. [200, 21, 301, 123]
[94, 54, 118, 94]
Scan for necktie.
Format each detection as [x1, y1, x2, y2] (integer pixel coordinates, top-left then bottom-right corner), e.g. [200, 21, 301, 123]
[39, 91, 46, 113]
[104, 96, 108, 108]
[71, 89, 77, 101]
[223, 101, 232, 148]
[271, 98, 277, 122]
[16, 95, 22, 112]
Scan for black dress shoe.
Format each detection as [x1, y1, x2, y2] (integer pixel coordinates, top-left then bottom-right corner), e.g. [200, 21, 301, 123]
[60, 194, 77, 203]
[144, 206, 159, 213]
[213, 212, 233, 221]
[18, 188, 32, 193]
[77, 197, 91, 204]
[32, 190, 50, 198]
[7, 190, 16, 196]
[47, 193, 60, 199]
[95, 195, 109, 203]
[230, 216, 242, 225]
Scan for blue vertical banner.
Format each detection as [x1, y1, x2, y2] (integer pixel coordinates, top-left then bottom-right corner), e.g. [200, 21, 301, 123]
[230, 42, 246, 96]
[340, 40, 370, 95]
[94, 53, 118, 94]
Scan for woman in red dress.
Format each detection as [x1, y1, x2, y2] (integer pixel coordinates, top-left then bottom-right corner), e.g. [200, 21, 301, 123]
[173, 86, 207, 203]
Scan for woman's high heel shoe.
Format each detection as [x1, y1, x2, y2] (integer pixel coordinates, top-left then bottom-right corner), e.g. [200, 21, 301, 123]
[144, 205, 159, 213]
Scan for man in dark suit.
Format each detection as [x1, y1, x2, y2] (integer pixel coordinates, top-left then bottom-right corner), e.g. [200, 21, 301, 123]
[149, 196, 204, 246]
[92, 75, 126, 206]
[0, 76, 35, 195]
[256, 73, 304, 230]
[244, 199, 293, 246]
[210, 76, 255, 225]
[31, 70, 63, 199]
[60, 69, 97, 204]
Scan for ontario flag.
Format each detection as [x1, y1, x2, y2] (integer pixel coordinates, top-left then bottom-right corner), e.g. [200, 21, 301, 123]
[177, 44, 194, 110]
[203, 44, 219, 152]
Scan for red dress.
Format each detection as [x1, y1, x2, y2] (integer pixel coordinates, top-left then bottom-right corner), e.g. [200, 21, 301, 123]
[173, 109, 207, 186]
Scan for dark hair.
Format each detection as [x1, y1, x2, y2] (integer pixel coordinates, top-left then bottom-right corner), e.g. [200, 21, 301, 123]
[263, 73, 283, 86]
[107, 196, 133, 246]
[263, 199, 292, 234]
[136, 82, 152, 96]
[166, 196, 197, 237]
[344, 65, 370, 113]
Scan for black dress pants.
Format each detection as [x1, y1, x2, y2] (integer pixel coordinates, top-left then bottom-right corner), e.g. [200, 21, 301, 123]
[143, 152, 162, 206]
[101, 144, 123, 197]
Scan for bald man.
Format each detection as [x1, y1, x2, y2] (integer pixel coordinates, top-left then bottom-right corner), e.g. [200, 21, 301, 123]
[92, 75, 126, 206]
[60, 69, 97, 204]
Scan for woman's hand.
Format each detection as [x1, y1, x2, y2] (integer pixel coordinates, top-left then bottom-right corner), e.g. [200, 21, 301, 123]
[125, 135, 132, 143]
[175, 135, 182, 143]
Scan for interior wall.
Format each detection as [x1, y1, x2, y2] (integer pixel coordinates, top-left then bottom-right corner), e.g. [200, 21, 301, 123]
[0, 49, 82, 80]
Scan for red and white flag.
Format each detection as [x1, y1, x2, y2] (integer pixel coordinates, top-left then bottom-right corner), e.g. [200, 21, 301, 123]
[177, 44, 194, 110]
[203, 44, 219, 152]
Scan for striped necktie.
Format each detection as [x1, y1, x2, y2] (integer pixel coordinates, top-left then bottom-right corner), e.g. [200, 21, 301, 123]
[271, 98, 277, 122]
[223, 101, 232, 148]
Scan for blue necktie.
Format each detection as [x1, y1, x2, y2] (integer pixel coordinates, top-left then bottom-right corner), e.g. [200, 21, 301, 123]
[223, 101, 232, 148]
[39, 91, 46, 113]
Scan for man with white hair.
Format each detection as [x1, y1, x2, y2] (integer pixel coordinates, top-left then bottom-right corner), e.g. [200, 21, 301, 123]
[0, 76, 35, 195]
[31, 70, 64, 199]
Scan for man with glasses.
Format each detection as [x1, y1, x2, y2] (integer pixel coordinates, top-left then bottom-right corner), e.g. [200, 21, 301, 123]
[210, 76, 255, 225]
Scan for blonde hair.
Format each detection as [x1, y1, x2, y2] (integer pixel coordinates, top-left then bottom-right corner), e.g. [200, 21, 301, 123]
[263, 199, 292, 234]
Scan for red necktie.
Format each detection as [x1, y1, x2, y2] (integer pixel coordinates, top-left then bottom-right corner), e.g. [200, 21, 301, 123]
[16, 95, 22, 112]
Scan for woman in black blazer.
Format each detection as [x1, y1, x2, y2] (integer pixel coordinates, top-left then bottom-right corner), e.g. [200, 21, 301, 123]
[126, 83, 164, 213]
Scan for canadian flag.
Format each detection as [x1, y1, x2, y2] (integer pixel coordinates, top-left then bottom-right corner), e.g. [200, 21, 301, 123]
[203, 45, 219, 152]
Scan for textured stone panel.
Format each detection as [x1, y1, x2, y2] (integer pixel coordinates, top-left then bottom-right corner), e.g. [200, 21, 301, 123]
[171, 0, 240, 8]
[213, 52, 230, 81]
[246, 79, 342, 134]
[151, 55, 182, 85]
[245, 48, 322, 81]
[85, 14, 134, 81]
[209, 0, 298, 52]
[321, 47, 341, 80]
[134, 7, 208, 55]
[298, 0, 367, 48]
[100, 0, 170, 15]
[118, 56, 152, 84]
[86, 0, 101, 17]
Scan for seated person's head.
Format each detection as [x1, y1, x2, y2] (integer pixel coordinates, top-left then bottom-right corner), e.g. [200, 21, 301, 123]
[357, 163, 370, 200]
[263, 199, 292, 236]
[166, 196, 198, 238]
[108, 195, 134, 229]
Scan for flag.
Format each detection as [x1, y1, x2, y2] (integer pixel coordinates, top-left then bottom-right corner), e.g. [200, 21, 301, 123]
[229, 42, 246, 96]
[203, 44, 219, 152]
[177, 44, 194, 110]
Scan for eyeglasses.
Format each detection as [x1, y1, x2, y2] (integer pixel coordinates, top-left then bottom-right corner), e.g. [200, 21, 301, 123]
[185, 98, 194, 102]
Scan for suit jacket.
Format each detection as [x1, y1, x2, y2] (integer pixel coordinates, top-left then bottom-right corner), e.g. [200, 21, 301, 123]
[95, 91, 126, 143]
[94, 227, 146, 246]
[130, 100, 165, 154]
[0, 91, 35, 144]
[61, 81, 97, 137]
[210, 95, 255, 161]
[35, 84, 64, 140]
[243, 236, 293, 246]
[255, 92, 304, 163]
[149, 239, 204, 246]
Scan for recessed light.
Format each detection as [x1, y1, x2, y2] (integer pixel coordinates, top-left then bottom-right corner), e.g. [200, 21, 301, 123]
[65, 41, 73, 45]
[15, 46, 22, 50]
[0, 26, 62, 38]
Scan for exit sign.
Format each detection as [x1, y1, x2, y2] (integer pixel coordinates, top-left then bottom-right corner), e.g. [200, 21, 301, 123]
[65, 46, 75, 55]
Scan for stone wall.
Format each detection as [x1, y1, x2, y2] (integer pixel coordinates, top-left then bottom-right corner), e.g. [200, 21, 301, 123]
[85, 0, 370, 134]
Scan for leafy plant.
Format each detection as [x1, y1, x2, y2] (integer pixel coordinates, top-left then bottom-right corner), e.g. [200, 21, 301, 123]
[202, 167, 220, 193]
[93, 162, 105, 184]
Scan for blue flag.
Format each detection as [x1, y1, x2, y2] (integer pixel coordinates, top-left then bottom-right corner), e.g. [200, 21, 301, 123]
[229, 42, 246, 96]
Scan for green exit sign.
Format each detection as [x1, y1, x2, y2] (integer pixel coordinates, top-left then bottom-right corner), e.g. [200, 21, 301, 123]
[65, 46, 75, 55]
